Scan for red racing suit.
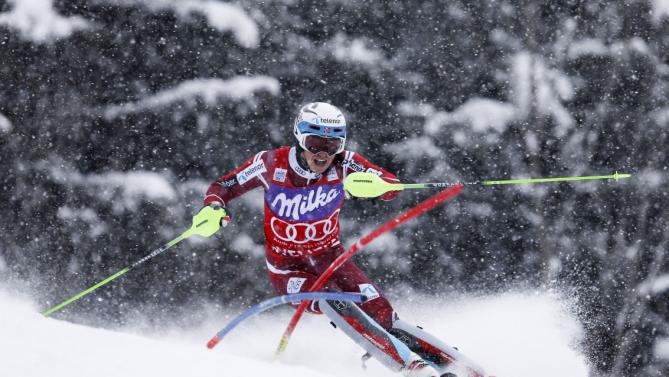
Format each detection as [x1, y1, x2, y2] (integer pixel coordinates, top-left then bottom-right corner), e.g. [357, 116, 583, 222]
[204, 146, 400, 329]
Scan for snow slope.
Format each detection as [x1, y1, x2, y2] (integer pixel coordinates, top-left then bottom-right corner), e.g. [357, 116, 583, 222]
[0, 286, 589, 377]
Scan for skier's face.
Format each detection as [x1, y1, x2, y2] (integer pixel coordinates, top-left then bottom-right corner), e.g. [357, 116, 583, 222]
[302, 149, 336, 174]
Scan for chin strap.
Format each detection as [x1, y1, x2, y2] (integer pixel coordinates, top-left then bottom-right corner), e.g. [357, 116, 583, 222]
[295, 145, 314, 172]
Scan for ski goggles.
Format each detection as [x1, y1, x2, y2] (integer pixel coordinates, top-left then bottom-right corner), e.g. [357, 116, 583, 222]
[303, 135, 344, 156]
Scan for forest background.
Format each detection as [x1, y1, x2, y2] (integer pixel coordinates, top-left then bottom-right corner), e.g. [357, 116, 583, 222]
[1, 1, 668, 376]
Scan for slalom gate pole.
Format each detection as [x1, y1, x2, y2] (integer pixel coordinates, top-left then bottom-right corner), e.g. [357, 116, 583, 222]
[41, 206, 226, 317]
[206, 292, 367, 349]
[274, 183, 465, 356]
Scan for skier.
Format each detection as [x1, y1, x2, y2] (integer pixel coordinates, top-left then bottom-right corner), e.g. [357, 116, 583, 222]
[200, 102, 469, 377]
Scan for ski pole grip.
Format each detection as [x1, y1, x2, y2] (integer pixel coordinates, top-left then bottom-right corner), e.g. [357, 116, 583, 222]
[188, 205, 228, 237]
[344, 172, 403, 198]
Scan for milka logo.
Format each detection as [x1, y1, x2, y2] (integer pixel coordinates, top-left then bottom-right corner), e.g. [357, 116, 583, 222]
[271, 186, 340, 221]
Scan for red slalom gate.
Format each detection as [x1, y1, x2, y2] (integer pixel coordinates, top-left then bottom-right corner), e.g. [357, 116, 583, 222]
[275, 184, 465, 355]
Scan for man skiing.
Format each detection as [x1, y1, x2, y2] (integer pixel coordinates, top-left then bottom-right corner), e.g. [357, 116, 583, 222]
[199, 102, 472, 377]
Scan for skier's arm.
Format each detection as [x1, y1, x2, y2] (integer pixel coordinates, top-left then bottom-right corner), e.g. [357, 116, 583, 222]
[343, 152, 400, 201]
[204, 151, 270, 207]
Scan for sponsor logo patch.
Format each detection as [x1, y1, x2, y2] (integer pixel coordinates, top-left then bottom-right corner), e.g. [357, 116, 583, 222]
[362, 334, 386, 350]
[359, 284, 380, 301]
[320, 118, 342, 125]
[365, 168, 383, 176]
[236, 159, 267, 185]
[219, 178, 237, 188]
[270, 210, 340, 244]
[326, 168, 339, 182]
[267, 184, 343, 221]
[287, 277, 307, 294]
[271, 245, 305, 257]
[331, 300, 348, 312]
[273, 168, 287, 183]
[344, 159, 365, 172]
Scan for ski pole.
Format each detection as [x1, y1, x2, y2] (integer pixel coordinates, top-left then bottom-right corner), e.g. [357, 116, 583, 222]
[343, 171, 632, 198]
[41, 206, 228, 317]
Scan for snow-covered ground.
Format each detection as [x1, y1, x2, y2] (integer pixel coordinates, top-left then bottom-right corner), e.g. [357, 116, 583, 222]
[0, 286, 589, 377]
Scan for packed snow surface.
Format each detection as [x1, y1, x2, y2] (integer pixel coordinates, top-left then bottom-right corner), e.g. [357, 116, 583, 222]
[0, 286, 589, 377]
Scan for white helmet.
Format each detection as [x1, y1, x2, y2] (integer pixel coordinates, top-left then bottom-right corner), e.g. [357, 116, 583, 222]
[293, 102, 347, 155]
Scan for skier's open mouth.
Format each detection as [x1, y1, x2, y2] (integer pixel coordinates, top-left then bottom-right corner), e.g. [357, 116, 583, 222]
[314, 157, 328, 166]
[311, 151, 331, 167]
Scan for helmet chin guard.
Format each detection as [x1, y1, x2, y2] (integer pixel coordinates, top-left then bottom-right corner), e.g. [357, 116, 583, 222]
[294, 102, 346, 155]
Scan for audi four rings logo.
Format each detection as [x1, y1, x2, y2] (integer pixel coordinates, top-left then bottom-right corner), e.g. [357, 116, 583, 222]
[270, 209, 340, 244]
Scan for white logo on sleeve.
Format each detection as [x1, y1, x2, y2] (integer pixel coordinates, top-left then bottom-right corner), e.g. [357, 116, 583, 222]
[359, 284, 380, 301]
[236, 160, 267, 185]
[287, 277, 307, 294]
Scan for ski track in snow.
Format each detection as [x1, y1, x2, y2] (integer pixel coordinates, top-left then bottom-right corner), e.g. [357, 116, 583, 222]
[0, 286, 589, 377]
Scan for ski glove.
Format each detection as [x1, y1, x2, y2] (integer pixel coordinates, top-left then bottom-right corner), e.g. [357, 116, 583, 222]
[208, 202, 232, 227]
[191, 203, 231, 237]
[206, 202, 231, 227]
